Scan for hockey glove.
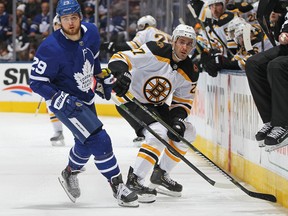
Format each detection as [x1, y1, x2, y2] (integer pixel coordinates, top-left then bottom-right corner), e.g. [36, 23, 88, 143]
[200, 49, 223, 77]
[49, 91, 83, 118]
[100, 42, 115, 53]
[95, 68, 115, 100]
[113, 71, 132, 97]
[167, 118, 186, 142]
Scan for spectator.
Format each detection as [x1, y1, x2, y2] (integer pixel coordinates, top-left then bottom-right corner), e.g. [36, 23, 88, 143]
[7, 24, 30, 61]
[0, 2, 10, 41]
[0, 41, 12, 61]
[25, 0, 41, 24]
[28, 1, 51, 47]
[16, 4, 29, 35]
[82, 1, 95, 23]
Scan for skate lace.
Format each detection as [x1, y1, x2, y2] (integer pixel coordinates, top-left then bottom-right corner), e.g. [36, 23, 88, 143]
[163, 173, 177, 186]
[69, 174, 79, 189]
[118, 184, 132, 197]
[259, 122, 272, 133]
[268, 127, 286, 139]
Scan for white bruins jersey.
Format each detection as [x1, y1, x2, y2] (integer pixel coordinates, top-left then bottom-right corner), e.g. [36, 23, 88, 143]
[233, 35, 273, 70]
[109, 41, 199, 115]
[127, 26, 171, 49]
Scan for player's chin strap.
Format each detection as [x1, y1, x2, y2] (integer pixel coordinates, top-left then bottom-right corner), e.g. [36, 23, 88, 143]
[120, 91, 277, 203]
[172, 46, 183, 62]
[172, 49, 183, 62]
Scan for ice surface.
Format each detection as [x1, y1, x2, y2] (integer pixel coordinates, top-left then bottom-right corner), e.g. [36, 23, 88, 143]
[0, 113, 287, 216]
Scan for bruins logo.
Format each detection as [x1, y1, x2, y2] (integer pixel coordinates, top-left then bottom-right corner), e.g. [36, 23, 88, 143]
[144, 76, 171, 104]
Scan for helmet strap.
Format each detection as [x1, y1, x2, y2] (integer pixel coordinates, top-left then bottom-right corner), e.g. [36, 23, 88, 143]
[172, 40, 183, 62]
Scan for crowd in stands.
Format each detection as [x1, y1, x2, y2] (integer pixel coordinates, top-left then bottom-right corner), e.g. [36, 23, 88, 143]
[0, 0, 284, 64]
[0, 0, 141, 62]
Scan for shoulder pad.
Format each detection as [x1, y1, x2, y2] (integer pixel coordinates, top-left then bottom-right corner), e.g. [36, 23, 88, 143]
[235, 2, 253, 13]
[178, 58, 199, 82]
[217, 12, 234, 26]
[226, 4, 237, 11]
[146, 41, 171, 59]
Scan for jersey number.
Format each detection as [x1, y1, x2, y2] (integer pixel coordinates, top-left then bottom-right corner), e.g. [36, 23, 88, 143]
[31, 57, 47, 75]
[131, 48, 145, 55]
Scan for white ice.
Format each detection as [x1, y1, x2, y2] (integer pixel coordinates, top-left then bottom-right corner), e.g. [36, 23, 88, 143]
[0, 112, 287, 216]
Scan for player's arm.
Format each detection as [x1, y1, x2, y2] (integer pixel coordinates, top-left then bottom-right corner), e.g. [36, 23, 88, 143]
[108, 52, 131, 97]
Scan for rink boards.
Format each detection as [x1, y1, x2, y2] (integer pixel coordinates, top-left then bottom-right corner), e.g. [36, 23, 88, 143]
[0, 63, 288, 207]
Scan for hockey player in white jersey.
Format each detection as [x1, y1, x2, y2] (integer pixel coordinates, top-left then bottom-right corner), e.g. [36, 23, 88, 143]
[101, 15, 171, 145]
[29, 0, 138, 207]
[101, 15, 171, 54]
[108, 24, 198, 202]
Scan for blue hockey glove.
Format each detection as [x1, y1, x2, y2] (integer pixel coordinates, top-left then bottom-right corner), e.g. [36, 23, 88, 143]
[113, 71, 131, 97]
[95, 68, 115, 100]
[49, 91, 83, 118]
[167, 118, 186, 142]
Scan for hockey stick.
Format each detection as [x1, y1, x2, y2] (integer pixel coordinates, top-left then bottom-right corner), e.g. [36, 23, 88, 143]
[242, 23, 253, 52]
[187, 4, 213, 50]
[34, 97, 43, 117]
[123, 92, 277, 203]
[111, 94, 230, 189]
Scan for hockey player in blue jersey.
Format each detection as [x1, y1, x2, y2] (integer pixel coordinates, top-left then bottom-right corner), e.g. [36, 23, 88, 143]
[29, 0, 138, 207]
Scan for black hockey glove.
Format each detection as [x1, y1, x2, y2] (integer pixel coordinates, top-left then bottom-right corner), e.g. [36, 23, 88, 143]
[167, 118, 186, 142]
[100, 42, 115, 53]
[95, 68, 115, 100]
[113, 71, 132, 97]
[49, 91, 83, 118]
[200, 49, 223, 77]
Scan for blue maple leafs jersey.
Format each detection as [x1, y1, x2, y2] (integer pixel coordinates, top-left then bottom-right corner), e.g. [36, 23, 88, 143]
[30, 22, 101, 105]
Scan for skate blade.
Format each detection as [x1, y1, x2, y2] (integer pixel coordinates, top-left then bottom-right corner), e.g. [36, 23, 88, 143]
[265, 142, 288, 152]
[149, 183, 181, 197]
[58, 176, 76, 203]
[52, 140, 65, 147]
[118, 199, 139, 208]
[137, 194, 156, 203]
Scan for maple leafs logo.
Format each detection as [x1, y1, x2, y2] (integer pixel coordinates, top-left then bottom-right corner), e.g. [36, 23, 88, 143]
[74, 60, 94, 92]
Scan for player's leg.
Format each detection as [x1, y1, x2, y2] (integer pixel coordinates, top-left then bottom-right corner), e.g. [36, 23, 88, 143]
[149, 122, 196, 197]
[58, 141, 90, 203]
[264, 55, 288, 151]
[86, 128, 138, 207]
[47, 105, 65, 146]
[245, 46, 280, 146]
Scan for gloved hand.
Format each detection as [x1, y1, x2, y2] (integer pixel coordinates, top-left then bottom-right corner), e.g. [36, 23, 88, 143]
[100, 42, 115, 53]
[200, 49, 223, 77]
[113, 71, 132, 97]
[167, 118, 186, 142]
[49, 91, 83, 118]
[95, 68, 115, 100]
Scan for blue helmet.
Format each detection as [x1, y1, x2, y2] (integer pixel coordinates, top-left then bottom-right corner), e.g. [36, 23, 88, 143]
[56, 0, 82, 17]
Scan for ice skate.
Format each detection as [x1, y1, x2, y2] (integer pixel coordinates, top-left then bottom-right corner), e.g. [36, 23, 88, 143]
[110, 174, 139, 207]
[50, 131, 65, 146]
[255, 122, 273, 147]
[58, 166, 81, 203]
[126, 166, 157, 203]
[149, 164, 182, 197]
[265, 126, 288, 152]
